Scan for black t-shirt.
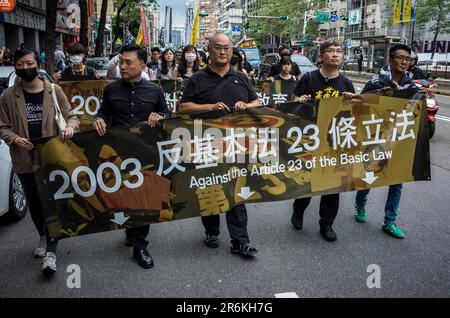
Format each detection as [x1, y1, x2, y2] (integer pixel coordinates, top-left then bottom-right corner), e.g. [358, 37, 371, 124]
[273, 74, 296, 82]
[293, 70, 355, 100]
[23, 90, 44, 139]
[269, 60, 301, 77]
[60, 66, 97, 81]
[181, 66, 258, 108]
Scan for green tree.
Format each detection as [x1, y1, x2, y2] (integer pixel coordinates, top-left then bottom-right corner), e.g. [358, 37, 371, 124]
[111, 0, 155, 48]
[249, 0, 325, 47]
[95, 0, 108, 56]
[416, 0, 450, 60]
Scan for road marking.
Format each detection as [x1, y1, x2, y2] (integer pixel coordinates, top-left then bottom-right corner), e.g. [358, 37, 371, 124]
[436, 114, 450, 122]
[274, 292, 299, 298]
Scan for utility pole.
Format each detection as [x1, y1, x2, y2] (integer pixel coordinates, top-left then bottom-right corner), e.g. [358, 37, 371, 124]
[302, 11, 316, 54]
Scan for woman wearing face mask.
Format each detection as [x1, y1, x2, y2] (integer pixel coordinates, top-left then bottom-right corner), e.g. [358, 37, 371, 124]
[174, 45, 200, 80]
[156, 49, 176, 80]
[54, 43, 98, 82]
[231, 48, 248, 77]
[0, 48, 79, 276]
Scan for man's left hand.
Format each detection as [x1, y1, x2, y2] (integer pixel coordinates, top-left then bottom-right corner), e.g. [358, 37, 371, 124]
[234, 101, 247, 111]
[148, 112, 164, 127]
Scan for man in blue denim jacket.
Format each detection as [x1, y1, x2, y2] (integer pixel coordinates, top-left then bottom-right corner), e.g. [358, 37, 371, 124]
[354, 44, 417, 239]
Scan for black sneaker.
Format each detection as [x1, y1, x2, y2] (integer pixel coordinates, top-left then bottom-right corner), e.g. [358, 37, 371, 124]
[230, 243, 258, 256]
[320, 224, 337, 242]
[205, 234, 219, 248]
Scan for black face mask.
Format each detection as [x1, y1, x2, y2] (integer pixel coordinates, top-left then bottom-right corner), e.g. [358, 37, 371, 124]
[16, 68, 38, 83]
[230, 56, 239, 66]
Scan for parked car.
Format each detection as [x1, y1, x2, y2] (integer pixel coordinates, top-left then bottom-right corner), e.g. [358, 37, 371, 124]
[291, 54, 318, 75]
[0, 139, 28, 221]
[258, 53, 317, 80]
[85, 57, 109, 78]
[0, 66, 15, 95]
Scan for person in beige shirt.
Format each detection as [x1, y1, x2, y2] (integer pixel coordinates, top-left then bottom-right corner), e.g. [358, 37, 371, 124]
[0, 48, 79, 276]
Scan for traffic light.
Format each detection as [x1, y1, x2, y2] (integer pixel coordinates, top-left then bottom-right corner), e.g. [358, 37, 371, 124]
[244, 22, 250, 32]
[279, 16, 290, 20]
[199, 11, 208, 17]
[340, 15, 349, 21]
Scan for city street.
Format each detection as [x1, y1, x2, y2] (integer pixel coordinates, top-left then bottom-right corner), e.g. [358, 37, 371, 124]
[0, 94, 449, 298]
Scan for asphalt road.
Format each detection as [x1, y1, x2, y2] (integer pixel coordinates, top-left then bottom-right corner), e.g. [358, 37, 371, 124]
[0, 94, 449, 298]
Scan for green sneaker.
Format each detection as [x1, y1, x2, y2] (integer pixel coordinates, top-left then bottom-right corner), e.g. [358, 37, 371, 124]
[382, 223, 405, 239]
[354, 206, 367, 223]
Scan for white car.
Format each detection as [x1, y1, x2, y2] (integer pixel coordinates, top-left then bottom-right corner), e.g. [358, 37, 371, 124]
[0, 139, 28, 221]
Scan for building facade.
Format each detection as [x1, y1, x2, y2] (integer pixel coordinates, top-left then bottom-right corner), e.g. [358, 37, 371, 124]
[197, 0, 218, 48]
[0, 0, 46, 52]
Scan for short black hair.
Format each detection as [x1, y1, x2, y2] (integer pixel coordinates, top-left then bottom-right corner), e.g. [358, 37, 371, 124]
[320, 40, 342, 54]
[120, 44, 148, 64]
[13, 48, 40, 66]
[150, 47, 161, 53]
[280, 55, 292, 66]
[67, 43, 86, 55]
[278, 44, 290, 54]
[389, 44, 411, 58]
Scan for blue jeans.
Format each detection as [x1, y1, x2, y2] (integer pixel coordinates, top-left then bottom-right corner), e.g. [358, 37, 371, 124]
[355, 184, 403, 225]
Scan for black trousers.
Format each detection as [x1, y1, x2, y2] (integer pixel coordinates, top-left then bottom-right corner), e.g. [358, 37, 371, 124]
[201, 204, 249, 245]
[18, 173, 58, 253]
[293, 193, 340, 226]
[125, 225, 150, 249]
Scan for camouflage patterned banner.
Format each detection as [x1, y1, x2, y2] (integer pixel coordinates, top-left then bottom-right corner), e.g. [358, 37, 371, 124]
[31, 89, 430, 241]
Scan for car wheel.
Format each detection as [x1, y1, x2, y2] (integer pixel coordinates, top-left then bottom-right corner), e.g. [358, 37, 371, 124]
[5, 173, 28, 222]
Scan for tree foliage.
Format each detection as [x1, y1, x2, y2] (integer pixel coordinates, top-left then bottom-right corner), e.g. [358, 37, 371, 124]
[416, 0, 450, 59]
[248, 0, 326, 46]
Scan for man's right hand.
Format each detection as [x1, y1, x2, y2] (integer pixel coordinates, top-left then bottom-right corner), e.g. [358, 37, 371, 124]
[293, 94, 311, 103]
[210, 102, 230, 112]
[14, 137, 34, 150]
[93, 118, 107, 136]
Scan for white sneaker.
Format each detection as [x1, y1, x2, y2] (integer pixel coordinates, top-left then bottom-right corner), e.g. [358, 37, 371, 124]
[34, 236, 46, 258]
[41, 252, 57, 275]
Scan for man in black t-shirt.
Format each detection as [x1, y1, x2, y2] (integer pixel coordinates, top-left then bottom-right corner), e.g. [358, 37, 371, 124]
[291, 40, 356, 242]
[180, 32, 261, 256]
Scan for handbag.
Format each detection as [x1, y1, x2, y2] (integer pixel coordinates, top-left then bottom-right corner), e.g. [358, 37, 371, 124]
[50, 83, 67, 132]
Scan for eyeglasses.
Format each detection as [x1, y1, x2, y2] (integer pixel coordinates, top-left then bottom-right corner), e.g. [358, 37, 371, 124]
[324, 48, 344, 54]
[212, 45, 231, 52]
[394, 55, 411, 62]
[119, 59, 139, 67]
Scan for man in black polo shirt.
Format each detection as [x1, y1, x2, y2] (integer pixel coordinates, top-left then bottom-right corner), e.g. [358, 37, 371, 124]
[291, 39, 356, 242]
[180, 32, 261, 256]
[94, 44, 170, 269]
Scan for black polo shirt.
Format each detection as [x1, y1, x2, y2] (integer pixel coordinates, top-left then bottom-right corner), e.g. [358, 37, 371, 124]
[180, 66, 258, 108]
[96, 78, 170, 126]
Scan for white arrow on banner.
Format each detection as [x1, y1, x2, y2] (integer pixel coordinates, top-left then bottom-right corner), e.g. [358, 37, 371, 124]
[362, 171, 378, 185]
[237, 187, 255, 200]
[110, 212, 130, 226]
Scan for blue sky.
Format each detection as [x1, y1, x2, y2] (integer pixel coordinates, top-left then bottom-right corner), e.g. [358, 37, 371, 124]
[157, 0, 186, 27]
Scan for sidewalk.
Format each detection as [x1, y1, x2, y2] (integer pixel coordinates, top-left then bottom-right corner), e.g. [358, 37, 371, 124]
[341, 70, 450, 96]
